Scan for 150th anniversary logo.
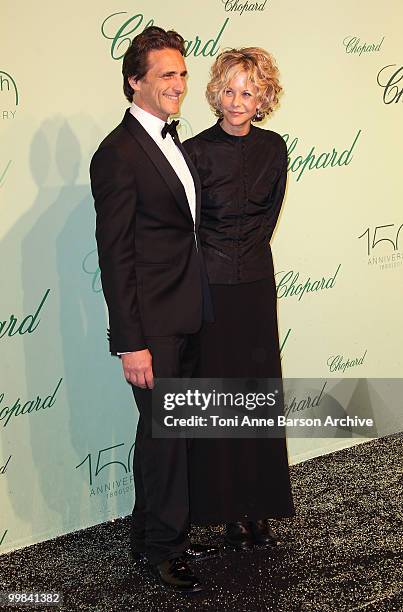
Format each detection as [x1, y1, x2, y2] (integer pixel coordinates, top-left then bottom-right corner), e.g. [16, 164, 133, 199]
[75, 441, 135, 499]
[358, 223, 403, 270]
[0, 70, 18, 120]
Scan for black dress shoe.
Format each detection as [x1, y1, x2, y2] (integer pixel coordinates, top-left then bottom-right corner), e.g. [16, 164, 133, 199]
[225, 521, 254, 551]
[249, 519, 279, 547]
[151, 557, 203, 593]
[183, 543, 219, 561]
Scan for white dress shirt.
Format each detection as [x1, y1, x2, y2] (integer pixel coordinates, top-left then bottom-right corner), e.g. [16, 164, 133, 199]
[129, 102, 196, 222]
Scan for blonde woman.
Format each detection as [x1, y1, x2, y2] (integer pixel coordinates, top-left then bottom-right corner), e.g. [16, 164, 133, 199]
[184, 48, 295, 550]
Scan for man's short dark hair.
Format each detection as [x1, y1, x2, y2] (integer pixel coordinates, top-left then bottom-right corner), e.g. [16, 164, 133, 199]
[122, 26, 186, 102]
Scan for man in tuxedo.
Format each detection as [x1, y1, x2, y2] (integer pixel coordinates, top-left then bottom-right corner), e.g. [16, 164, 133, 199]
[90, 27, 215, 593]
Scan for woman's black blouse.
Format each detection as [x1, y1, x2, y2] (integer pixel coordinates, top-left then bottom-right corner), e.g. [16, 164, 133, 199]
[183, 121, 288, 285]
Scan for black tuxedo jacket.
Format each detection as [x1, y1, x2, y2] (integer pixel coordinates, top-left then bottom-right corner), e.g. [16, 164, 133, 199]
[90, 110, 211, 355]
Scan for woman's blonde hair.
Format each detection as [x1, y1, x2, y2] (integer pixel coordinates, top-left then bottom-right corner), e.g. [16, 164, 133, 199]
[206, 47, 282, 121]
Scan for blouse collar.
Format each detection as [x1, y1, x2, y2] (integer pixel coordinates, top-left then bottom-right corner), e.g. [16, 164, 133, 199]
[212, 119, 257, 143]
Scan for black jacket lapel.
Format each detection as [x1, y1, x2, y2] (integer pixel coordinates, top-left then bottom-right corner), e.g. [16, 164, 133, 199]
[122, 110, 194, 223]
[174, 138, 202, 231]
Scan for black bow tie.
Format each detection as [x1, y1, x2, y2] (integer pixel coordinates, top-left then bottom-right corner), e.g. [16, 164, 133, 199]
[161, 120, 179, 140]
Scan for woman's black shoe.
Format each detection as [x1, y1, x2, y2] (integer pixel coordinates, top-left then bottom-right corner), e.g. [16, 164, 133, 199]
[151, 557, 203, 593]
[225, 521, 254, 551]
[249, 519, 279, 547]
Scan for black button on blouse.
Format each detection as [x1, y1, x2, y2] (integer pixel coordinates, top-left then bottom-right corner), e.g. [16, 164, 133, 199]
[183, 121, 288, 284]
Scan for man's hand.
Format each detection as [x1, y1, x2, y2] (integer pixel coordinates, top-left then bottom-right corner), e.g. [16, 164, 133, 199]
[121, 349, 154, 389]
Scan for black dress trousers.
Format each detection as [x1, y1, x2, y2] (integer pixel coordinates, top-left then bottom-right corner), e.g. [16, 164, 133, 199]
[130, 333, 199, 565]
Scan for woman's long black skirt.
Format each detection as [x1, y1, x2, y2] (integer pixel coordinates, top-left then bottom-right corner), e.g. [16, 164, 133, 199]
[189, 277, 295, 524]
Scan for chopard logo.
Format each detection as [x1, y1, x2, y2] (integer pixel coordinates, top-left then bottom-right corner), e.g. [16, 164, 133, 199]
[343, 35, 384, 56]
[102, 12, 230, 60]
[377, 65, 403, 104]
[221, 0, 268, 15]
[284, 382, 327, 419]
[282, 131, 361, 182]
[0, 290, 51, 340]
[0, 378, 63, 428]
[327, 351, 367, 373]
[275, 264, 341, 301]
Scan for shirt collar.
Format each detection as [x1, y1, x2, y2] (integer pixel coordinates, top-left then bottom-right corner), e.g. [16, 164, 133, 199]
[130, 102, 166, 142]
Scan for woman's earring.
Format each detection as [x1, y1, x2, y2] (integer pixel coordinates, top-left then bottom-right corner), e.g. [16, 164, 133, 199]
[253, 108, 264, 121]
